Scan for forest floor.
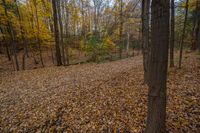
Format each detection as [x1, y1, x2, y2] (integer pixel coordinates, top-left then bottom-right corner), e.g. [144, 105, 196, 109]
[0, 52, 200, 132]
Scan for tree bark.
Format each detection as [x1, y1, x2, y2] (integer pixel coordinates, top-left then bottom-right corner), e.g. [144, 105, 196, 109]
[51, 48, 55, 64]
[119, 0, 123, 59]
[2, 0, 19, 71]
[126, 31, 130, 58]
[142, 0, 150, 83]
[81, 0, 86, 48]
[52, 0, 62, 66]
[58, 0, 66, 66]
[33, 0, 44, 67]
[65, 0, 70, 65]
[191, 0, 200, 51]
[0, 26, 11, 61]
[15, 0, 28, 70]
[145, 0, 170, 132]
[179, 0, 189, 69]
[195, 1, 200, 52]
[170, 0, 175, 67]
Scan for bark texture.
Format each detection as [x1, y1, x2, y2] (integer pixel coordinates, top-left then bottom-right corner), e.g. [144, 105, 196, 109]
[170, 0, 175, 67]
[2, 0, 19, 71]
[191, 1, 200, 51]
[145, 0, 170, 132]
[142, 0, 150, 83]
[179, 0, 189, 69]
[58, 0, 66, 66]
[52, 0, 62, 66]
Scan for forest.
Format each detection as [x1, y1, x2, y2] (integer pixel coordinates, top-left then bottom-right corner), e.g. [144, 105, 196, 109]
[0, 0, 200, 132]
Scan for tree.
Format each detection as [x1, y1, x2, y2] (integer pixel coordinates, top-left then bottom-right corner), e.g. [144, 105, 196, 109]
[0, 24, 11, 61]
[52, 0, 62, 66]
[170, 0, 175, 67]
[191, 0, 200, 51]
[14, 0, 28, 70]
[2, 0, 19, 71]
[119, 0, 123, 59]
[145, 0, 170, 132]
[142, 0, 150, 83]
[33, 0, 45, 67]
[57, 0, 66, 66]
[179, 0, 189, 69]
[64, 0, 70, 65]
[92, 0, 104, 38]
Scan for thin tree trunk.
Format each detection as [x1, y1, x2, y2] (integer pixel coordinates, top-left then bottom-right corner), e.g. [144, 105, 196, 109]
[51, 48, 55, 64]
[191, 0, 200, 51]
[170, 0, 175, 67]
[195, 1, 200, 52]
[179, 0, 189, 69]
[145, 0, 170, 132]
[33, 0, 44, 67]
[58, 0, 66, 66]
[119, 0, 123, 59]
[81, 0, 86, 49]
[52, 0, 62, 66]
[15, 0, 28, 70]
[142, 0, 150, 83]
[65, 0, 70, 66]
[126, 31, 130, 58]
[0, 27, 11, 61]
[2, 0, 19, 71]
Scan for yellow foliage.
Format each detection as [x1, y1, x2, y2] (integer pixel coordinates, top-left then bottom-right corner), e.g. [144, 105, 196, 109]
[103, 36, 116, 51]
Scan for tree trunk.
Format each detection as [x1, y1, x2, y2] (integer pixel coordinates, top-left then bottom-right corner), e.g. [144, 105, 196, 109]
[65, 0, 70, 66]
[0, 27, 11, 61]
[15, 0, 28, 70]
[191, 0, 200, 51]
[2, 0, 19, 71]
[145, 0, 170, 132]
[33, 0, 44, 67]
[170, 0, 175, 67]
[51, 48, 55, 64]
[81, 0, 86, 48]
[58, 0, 66, 66]
[195, 1, 200, 52]
[126, 31, 130, 58]
[52, 0, 62, 66]
[142, 0, 150, 83]
[179, 0, 189, 69]
[119, 0, 123, 59]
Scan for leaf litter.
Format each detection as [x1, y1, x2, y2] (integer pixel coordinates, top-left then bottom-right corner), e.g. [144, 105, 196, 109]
[0, 54, 200, 132]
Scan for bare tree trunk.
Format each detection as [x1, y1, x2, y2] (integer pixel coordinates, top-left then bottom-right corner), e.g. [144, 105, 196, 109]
[191, 0, 200, 51]
[179, 0, 189, 69]
[2, 0, 19, 71]
[0, 27, 11, 61]
[81, 0, 86, 49]
[65, 0, 70, 66]
[15, 0, 28, 70]
[142, 0, 150, 83]
[51, 48, 55, 64]
[126, 31, 130, 58]
[195, 1, 200, 52]
[198, 22, 200, 52]
[52, 0, 62, 66]
[145, 0, 170, 132]
[33, 0, 44, 67]
[119, 0, 123, 59]
[170, 0, 175, 67]
[58, 0, 66, 66]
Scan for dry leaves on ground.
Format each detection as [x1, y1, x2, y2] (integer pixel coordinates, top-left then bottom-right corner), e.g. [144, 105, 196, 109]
[0, 54, 200, 132]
